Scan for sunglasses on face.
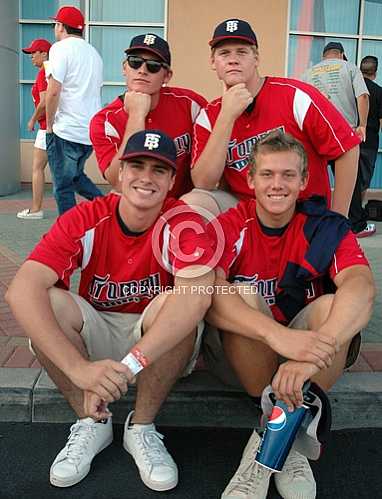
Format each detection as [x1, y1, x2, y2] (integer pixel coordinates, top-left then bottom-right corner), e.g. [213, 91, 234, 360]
[126, 55, 168, 74]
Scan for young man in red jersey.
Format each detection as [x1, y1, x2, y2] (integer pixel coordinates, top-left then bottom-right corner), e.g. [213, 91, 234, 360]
[205, 131, 375, 498]
[6, 130, 214, 492]
[90, 33, 206, 197]
[188, 19, 360, 218]
[17, 38, 51, 219]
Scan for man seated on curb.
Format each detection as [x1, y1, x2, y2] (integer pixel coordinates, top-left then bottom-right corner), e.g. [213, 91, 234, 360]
[205, 131, 375, 498]
[187, 19, 360, 218]
[90, 33, 206, 197]
[6, 130, 215, 492]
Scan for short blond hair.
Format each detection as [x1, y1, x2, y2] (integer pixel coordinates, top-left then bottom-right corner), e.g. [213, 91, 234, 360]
[248, 130, 308, 179]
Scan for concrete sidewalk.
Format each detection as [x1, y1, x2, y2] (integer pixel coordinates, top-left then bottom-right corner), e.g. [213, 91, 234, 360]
[1, 185, 382, 427]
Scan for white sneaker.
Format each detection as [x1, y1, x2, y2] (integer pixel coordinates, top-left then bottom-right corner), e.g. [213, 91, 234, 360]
[50, 417, 113, 487]
[221, 429, 272, 498]
[123, 411, 178, 491]
[274, 449, 316, 499]
[17, 208, 44, 219]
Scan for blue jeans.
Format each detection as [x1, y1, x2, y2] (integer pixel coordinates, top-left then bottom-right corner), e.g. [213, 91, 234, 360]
[46, 132, 103, 215]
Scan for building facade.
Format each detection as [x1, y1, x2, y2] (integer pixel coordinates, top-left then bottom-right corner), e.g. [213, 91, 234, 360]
[8, 0, 382, 189]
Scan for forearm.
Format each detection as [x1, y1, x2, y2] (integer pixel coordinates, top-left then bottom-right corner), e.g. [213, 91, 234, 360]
[31, 101, 46, 123]
[192, 113, 236, 189]
[331, 145, 359, 216]
[133, 270, 214, 362]
[357, 94, 369, 127]
[45, 90, 60, 131]
[318, 274, 375, 346]
[206, 277, 282, 345]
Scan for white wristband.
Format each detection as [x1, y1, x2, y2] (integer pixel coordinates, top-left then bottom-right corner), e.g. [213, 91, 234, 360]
[121, 352, 144, 376]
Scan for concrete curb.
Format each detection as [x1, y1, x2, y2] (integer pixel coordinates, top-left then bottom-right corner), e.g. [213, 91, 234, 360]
[1, 368, 381, 429]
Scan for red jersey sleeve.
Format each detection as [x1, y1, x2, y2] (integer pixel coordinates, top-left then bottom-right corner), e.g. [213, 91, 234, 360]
[329, 231, 369, 280]
[89, 111, 121, 176]
[191, 101, 220, 167]
[27, 210, 84, 288]
[184, 88, 208, 116]
[36, 68, 48, 93]
[295, 81, 361, 159]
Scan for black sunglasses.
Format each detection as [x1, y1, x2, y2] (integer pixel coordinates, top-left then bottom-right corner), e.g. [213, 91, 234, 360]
[126, 55, 168, 74]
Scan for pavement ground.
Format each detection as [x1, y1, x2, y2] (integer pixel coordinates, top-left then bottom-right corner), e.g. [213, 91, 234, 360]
[1, 422, 381, 499]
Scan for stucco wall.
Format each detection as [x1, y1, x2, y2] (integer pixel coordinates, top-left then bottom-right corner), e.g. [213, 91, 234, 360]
[168, 0, 288, 100]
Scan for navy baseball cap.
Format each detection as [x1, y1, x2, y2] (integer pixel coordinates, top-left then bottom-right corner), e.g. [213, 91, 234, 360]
[125, 34, 171, 66]
[209, 19, 258, 48]
[120, 130, 177, 171]
[323, 42, 347, 60]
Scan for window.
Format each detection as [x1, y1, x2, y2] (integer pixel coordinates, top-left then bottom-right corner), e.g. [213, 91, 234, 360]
[19, 0, 166, 139]
[288, 0, 382, 188]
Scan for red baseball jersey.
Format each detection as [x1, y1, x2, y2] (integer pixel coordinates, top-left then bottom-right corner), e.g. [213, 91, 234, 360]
[32, 67, 48, 130]
[90, 87, 207, 198]
[28, 194, 214, 314]
[211, 199, 369, 323]
[192, 77, 361, 203]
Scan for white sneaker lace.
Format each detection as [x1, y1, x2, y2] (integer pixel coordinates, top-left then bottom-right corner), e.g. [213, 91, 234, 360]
[135, 427, 171, 467]
[62, 420, 98, 467]
[228, 460, 271, 495]
[283, 451, 311, 479]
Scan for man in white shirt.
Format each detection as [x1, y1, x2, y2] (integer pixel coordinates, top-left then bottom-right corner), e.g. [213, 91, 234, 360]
[45, 5, 103, 214]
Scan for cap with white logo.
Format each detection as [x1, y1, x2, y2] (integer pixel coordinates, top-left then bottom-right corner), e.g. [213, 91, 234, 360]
[124, 33, 171, 66]
[209, 19, 258, 48]
[120, 130, 177, 170]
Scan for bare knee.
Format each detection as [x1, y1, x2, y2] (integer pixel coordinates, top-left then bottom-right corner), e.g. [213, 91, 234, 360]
[307, 294, 335, 330]
[141, 294, 168, 332]
[48, 288, 83, 335]
[181, 190, 221, 217]
[32, 150, 48, 172]
[234, 284, 272, 317]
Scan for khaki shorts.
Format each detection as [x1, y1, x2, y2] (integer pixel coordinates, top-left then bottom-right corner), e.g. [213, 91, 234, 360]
[191, 188, 239, 213]
[31, 292, 204, 378]
[203, 295, 361, 387]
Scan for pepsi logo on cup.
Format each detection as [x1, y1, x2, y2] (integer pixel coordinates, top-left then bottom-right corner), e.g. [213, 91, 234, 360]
[267, 406, 287, 431]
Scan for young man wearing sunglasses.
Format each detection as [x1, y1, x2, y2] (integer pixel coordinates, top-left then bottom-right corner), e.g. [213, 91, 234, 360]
[90, 33, 207, 197]
[188, 19, 361, 218]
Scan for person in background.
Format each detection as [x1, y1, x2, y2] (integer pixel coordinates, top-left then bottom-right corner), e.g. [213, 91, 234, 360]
[303, 42, 374, 237]
[348, 55, 382, 237]
[17, 39, 51, 220]
[303, 42, 369, 143]
[45, 5, 103, 215]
